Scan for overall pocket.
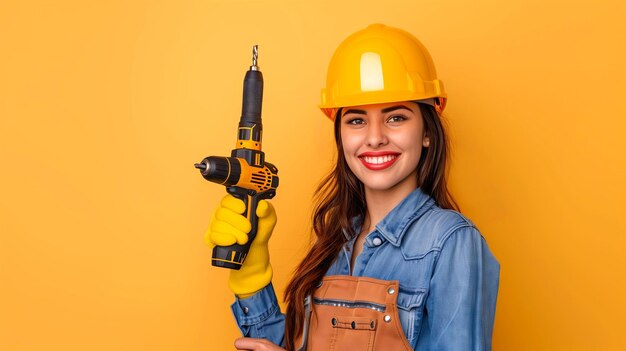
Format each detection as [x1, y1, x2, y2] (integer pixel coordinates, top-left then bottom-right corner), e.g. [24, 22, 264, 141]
[329, 316, 377, 351]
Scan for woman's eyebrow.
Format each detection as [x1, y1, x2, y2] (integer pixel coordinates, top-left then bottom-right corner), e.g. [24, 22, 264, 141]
[342, 105, 412, 117]
[381, 105, 413, 113]
[342, 109, 367, 116]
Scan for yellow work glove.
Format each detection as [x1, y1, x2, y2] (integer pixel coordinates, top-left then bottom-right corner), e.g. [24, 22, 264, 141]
[204, 194, 277, 298]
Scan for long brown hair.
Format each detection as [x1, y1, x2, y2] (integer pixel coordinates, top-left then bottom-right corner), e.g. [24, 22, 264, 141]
[283, 103, 458, 350]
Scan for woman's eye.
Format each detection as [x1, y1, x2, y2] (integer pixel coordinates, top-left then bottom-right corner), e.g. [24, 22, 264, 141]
[387, 115, 407, 123]
[346, 118, 365, 125]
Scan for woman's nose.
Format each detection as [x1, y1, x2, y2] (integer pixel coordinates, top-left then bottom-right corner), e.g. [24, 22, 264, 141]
[366, 120, 388, 147]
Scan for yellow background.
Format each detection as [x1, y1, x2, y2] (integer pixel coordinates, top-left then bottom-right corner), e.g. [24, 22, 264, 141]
[1, 0, 625, 350]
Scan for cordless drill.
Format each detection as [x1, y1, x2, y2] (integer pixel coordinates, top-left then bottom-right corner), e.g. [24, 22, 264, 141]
[195, 45, 279, 270]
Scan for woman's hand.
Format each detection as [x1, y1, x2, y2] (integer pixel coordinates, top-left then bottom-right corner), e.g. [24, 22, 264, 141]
[204, 195, 277, 297]
[234, 337, 286, 351]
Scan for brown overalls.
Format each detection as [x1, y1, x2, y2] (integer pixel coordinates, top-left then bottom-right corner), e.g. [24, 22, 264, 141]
[296, 275, 412, 351]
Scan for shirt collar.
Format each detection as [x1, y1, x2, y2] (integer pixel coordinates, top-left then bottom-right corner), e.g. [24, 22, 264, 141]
[374, 188, 436, 247]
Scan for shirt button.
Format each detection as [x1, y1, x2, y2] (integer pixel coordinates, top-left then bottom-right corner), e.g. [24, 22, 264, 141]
[372, 237, 382, 246]
[243, 307, 249, 314]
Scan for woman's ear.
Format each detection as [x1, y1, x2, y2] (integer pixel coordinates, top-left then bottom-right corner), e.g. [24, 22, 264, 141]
[423, 135, 430, 147]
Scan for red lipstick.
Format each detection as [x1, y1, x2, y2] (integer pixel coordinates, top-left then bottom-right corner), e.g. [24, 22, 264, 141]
[358, 152, 400, 171]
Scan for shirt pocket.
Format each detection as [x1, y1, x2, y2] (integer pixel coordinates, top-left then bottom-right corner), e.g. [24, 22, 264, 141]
[396, 286, 427, 344]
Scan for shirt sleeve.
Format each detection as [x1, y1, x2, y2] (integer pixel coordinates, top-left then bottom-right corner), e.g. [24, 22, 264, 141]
[415, 226, 500, 351]
[230, 282, 286, 346]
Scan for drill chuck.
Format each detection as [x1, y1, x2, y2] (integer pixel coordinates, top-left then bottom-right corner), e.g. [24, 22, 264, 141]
[196, 156, 241, 187]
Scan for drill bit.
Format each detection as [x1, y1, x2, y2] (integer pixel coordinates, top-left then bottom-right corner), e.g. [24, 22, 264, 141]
[250, 45, 259, 71]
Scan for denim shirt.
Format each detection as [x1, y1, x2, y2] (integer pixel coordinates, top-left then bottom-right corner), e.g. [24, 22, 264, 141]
[231, 188, 500, 350]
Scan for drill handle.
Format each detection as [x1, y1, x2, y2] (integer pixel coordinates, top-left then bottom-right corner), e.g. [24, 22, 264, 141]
[211, 187, 275, 269]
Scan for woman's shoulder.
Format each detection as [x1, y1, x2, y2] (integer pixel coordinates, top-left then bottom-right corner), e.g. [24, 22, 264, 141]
[400, 206, 481, 259]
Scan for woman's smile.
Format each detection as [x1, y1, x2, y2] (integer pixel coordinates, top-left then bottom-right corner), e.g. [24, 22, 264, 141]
[358, 151, 401, 170]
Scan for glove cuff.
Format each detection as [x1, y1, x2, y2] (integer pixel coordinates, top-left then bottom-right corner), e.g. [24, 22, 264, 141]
[228, 264, 273, 297]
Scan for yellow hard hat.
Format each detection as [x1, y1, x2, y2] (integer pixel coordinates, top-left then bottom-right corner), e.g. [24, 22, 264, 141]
[320, 24, 446, 119]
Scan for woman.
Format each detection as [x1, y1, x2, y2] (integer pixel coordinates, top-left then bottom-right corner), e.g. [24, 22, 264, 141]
[206, 24, 500, 351]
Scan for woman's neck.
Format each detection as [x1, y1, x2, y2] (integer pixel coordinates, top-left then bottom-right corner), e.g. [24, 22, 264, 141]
[351, 179, 418, 273]
[362, 180, 418, 234]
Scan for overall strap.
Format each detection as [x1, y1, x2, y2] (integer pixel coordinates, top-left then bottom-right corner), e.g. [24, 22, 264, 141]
[296, 295, 312, 351]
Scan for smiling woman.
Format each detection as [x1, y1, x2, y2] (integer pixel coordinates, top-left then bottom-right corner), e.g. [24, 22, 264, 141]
[340, 102, 426, 192]
[205, 24, 500, 351]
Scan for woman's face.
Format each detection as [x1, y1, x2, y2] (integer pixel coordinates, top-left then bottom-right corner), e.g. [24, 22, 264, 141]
[340, 101, 428, 194]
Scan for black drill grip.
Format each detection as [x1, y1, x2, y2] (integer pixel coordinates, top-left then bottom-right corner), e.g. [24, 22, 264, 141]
[211, 187, 274, 269]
